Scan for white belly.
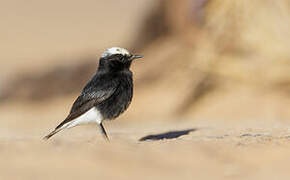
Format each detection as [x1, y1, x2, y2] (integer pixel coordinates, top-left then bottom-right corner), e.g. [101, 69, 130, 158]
[64, 107, 103, 129]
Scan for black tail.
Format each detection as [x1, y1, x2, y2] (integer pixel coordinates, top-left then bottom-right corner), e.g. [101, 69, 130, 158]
[43, 128, 62, 140]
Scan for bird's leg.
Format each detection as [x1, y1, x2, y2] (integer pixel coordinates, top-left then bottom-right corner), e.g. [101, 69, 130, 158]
[99, 122, 109, 141]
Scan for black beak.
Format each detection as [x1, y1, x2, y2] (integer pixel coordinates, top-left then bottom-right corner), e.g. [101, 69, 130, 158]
[130, 54, 143, 60]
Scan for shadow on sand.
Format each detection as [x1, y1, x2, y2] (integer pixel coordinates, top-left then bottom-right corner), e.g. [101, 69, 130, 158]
[139, 128, 197, 141]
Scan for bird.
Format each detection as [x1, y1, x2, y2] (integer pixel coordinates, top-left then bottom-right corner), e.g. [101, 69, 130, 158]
[43, 47, 143, 140]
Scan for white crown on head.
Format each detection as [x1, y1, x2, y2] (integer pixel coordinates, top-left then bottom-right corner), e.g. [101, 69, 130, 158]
[101, 47, 130, 58]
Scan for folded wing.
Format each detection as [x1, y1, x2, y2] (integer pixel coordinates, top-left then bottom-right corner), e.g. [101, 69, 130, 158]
[55, 76, 120, 130]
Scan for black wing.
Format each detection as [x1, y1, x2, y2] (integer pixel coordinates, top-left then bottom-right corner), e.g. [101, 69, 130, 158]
[54, 73, 120, 130]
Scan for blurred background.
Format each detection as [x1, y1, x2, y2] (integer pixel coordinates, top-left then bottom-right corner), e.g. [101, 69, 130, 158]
[2, 0, 290, 179]
[2, 0, 290, 130]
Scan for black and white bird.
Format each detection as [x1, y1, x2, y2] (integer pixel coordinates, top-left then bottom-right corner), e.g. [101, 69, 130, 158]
[44, 47, 143, 140]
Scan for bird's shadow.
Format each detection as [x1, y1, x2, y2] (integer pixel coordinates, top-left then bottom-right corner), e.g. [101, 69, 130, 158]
[139, 128, 197, 141]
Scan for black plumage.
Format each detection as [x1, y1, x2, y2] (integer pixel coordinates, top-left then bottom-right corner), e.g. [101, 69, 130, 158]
[44, 47, 142, 140]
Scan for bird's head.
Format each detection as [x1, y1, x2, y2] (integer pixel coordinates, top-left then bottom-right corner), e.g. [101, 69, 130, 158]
[98, 47, 143, 71]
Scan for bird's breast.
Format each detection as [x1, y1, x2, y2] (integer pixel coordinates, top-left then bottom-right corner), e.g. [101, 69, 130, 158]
[97, 74, 133, 120]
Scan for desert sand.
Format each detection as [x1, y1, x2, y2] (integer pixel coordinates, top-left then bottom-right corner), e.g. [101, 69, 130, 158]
[1, 100, 290, 180]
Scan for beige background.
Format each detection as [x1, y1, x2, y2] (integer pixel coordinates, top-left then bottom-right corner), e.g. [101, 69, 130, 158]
[1, 0, 290, 179]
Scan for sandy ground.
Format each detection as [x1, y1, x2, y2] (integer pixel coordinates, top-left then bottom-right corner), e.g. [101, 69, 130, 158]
[1, 124, 290, 180]
[1, 100, 290, 180]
